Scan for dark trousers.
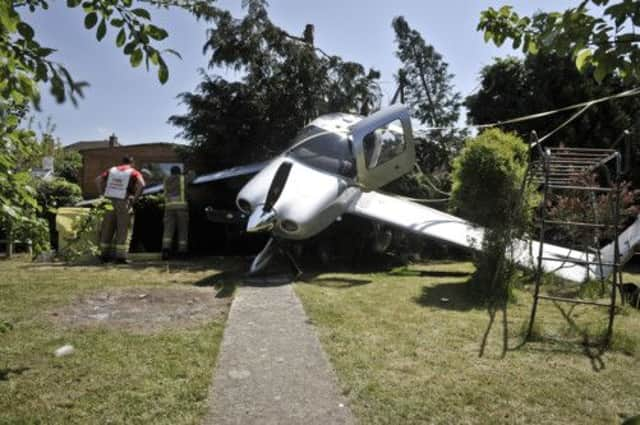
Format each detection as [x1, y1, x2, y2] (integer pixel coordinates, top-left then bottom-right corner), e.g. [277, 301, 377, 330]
[162, 208, 189, 253]
[99, 199, 134, 259]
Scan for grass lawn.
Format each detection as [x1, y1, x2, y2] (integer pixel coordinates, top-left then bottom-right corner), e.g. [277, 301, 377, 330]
[295, 261, 640, 425]
[0, 257, 236, 425]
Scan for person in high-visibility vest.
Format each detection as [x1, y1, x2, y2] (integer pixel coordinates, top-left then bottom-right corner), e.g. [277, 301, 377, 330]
[95, 156, 145, 264]
[161, 166, 189, 260]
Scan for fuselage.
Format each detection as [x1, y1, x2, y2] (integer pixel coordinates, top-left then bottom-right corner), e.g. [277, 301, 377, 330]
[236, 113, 363, 240]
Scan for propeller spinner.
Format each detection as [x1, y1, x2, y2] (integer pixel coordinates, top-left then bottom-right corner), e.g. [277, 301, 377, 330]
[246, 161, 293, 233]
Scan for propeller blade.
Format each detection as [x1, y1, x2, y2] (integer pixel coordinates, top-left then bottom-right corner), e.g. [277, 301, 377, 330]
[249, 237, 277, 275]
[264, 161, 293, 212]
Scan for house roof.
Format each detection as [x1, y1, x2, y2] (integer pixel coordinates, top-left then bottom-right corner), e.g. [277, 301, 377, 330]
[80, 142, 179, 155]
[64, 139, 120, 151]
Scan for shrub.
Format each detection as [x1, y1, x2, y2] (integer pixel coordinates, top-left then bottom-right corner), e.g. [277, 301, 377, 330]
[451, 128, 536, 302]
[35, 178, 82, 213]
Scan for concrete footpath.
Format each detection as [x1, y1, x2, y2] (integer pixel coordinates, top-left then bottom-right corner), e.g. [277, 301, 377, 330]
[202, 284, 356, 425]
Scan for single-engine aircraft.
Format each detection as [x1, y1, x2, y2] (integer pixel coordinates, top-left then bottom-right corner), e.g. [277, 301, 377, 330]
[142, 105, 640, 281]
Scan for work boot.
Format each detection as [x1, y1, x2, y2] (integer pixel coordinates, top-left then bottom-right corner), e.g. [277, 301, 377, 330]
[161, 250, 170, 261]
[114, 258, 131, 265]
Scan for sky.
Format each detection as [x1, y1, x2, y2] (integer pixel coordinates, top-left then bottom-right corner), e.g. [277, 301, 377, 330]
[26, 0, 576, 146]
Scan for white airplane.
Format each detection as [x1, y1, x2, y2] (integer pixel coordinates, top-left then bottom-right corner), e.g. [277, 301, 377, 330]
[143, 105, 640, 281]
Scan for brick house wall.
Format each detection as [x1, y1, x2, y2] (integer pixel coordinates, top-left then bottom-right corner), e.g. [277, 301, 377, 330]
[80, 143, 182, 198]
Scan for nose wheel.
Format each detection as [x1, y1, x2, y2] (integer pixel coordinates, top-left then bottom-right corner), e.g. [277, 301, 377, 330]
[248, 237, 303, 282]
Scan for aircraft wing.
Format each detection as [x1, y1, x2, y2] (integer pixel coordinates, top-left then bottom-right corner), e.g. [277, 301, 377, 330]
[191, 161, 269, 184]
[346, 190, 610, 283]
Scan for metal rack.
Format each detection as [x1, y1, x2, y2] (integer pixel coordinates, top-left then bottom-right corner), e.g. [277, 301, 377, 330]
[526, 142, 623, 344]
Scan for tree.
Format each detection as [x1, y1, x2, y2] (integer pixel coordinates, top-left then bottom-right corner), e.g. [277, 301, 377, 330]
[478, 1, 640, 83]
[450, 129, 537, 301]
[170, 0, 382, 170]
[392, 16, 464, 172]
[466, 53, 640, 144]
[465, 53, 640, 185]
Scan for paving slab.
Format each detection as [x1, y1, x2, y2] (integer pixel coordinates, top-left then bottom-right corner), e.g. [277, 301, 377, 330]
[203, 284, 355, 425]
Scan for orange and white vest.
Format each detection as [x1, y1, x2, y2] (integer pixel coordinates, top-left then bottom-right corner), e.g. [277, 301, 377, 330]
[104, 166, 134, 200]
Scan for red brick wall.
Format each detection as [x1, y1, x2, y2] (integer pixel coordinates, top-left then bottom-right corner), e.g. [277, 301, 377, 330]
[81, 143, 181, 198]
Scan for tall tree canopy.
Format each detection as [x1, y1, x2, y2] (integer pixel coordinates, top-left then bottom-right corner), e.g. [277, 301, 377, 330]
[465, 53, 640, 147]
[465, 53, 640, 186]
[391, 16, 464, 172]
[170, 0, 381, 170]
[477, 1, 640, 82]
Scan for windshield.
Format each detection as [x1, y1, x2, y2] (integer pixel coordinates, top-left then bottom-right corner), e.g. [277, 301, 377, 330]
[288, 125, 355, 176]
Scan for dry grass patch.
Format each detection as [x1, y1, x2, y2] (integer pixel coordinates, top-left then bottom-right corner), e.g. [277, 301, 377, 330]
[0, 257, 240, 425]
[51, 286, 230, 334]
[295, 262, 640, 425]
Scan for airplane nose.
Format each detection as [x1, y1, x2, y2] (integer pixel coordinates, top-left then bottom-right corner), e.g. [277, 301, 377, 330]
[246, 207, 277, 233]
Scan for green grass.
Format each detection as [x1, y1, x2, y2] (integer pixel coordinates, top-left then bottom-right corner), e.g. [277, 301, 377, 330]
[295, 262, 640, 425]
[0, 257, 234, 425]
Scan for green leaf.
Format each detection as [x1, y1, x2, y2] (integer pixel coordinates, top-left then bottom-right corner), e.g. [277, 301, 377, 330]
[163, 48, 182, 60]
[148, 48, 159, 65]
[483, 30, 493, 43]
[17, 22, 35, 40]
[527, 40, 539, 54]
[2, 204, 18, 219]
[124, 41, 136, 55]
[131, 8, 151, 20]
[0, 2, 20, 32]
[38, 47, 56, 57]
[130, 49, 143, 67]
[158, 63, 168, 84]
[96, 19, 107, 41]
[594, 62, 608, 83]
[6, 115, 18, 128]
[110, 18, 124, 27]
[116, 28, 126, 47]
[147, 24, 168, 41]
[575, 48, 592, 71]
[66, 0, 81, 7]
[35, 62, 48, 81]
[84, 12, 97, 29]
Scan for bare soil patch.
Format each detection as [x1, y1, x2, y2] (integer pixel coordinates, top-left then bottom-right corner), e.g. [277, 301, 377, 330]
[50, 286, 230, 334]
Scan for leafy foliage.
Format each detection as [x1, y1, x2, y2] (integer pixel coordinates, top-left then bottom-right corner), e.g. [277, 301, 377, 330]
[451, 129, 535, 228]
[478, 1, 640, 82]
[35, 178, 82, 214]
[54, 148, 82, 183]
[464, 53, 640, 186]
[0, 127, 50, 255]
[451, 129, 537, 301]
[1, 0, 177, 111]
[392, 16, 465, 171]
[546, 175, 639, 247]
[170, 0, 382, 170]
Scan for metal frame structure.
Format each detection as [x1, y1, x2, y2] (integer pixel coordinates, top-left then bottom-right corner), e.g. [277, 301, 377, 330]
[527, 141, 623, 344]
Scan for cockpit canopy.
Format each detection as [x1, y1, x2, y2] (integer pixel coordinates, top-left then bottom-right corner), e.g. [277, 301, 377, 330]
[286, 113, 406, 179]
[287, 125, 353, 176]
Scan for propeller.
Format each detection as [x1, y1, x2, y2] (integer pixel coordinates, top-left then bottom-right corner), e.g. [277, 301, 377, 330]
[264, 161, 293, 212]
[247, 161, 302, 280]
